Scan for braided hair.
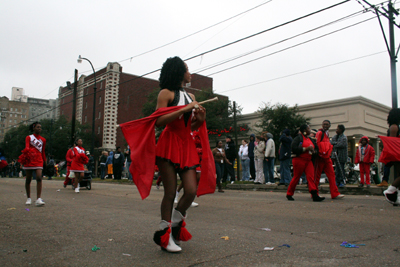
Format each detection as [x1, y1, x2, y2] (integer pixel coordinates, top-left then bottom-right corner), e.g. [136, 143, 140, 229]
[159, 57, 186, 91]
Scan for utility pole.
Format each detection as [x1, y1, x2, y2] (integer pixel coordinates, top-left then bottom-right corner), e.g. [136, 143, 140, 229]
[70, 69, 78, 147]
[388, 1, 398, 108]
[49, 119, 53, 157]
[362, 0, 399, 108]
[233, 101, 240, 181]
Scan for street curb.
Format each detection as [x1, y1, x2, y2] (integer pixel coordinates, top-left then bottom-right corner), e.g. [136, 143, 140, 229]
[225, 184, 386, 196]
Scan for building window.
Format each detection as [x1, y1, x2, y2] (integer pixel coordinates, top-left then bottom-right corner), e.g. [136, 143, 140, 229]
[98, 111, 101, 119]
[98, 126, 100, 134]
[10, 108, 13, 111]
[85, 115, 87, 123]
[14, 120, 17, 123]
[15, 108, 18, 112]
[15, 114, 17, 117]
[9, 119, 12, 123]
[99, 96, 102, 104]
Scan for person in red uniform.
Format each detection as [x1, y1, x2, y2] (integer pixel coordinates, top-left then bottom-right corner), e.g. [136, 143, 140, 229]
[313, 120, 344, 199]
[152, 57, 206, 253]
[355, 136, 375, 188]
[381, 108, 400, 204]
[286, 124, 325, 202]
[19, 122, 47, 206]
[63, 144, 75, 188]
[70, 139, 87, 193]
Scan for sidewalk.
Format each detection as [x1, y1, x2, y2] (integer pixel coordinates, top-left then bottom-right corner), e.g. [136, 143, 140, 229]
[225, 183, 386, 196]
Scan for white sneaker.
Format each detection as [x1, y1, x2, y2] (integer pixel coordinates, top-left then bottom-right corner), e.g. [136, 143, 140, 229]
[75, 187, 80, 193]
[230, 181, 234, 184]
[384, 186, 398, 204]
[25, 198, 32, 205]
[191, 202, 199, 207]
[334, 194, 345, 199]
[35, 198, 45, 206]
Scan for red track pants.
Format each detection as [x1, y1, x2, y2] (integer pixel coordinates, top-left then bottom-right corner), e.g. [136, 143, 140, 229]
[359, 162, 370, 185]
[314, 157, 340, 199]
[287, 157, 317, 196]
[63, 166, 73, 186]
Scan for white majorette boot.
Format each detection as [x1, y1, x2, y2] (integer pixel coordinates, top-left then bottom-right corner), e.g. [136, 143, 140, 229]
[171, 209, 192, 245]
[383, 186, 398, 204]
[153, 220, 181, 253]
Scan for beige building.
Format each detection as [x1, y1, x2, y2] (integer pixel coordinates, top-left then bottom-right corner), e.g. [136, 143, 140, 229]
[237, 96, 391, 162]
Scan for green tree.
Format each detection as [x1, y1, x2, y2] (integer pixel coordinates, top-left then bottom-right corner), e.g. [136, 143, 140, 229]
[256, 102, 310, 155]
[141, 88, 246, 143]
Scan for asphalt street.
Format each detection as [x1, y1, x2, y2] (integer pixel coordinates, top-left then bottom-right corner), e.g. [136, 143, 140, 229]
[1, 178, 399, 267]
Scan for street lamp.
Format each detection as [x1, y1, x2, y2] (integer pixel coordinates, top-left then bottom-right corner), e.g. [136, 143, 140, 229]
[77, 55, 97, 157]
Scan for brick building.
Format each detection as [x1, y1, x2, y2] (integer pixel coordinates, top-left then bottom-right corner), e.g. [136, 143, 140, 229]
[57, 62, 215, 152]
[0, 96, 30, 142]
[10, 87, 57, 123]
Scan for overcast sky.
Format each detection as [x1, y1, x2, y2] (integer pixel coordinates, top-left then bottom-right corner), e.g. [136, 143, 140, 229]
[1, 0, 400, 115]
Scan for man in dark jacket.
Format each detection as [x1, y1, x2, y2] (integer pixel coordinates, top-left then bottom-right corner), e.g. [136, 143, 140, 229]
[248, 134, 256, 181]
[223, 136, 237, 182]
[112, 147, 125, 180]
[279, 129, 292, 185]
[331, 124, 347, 187]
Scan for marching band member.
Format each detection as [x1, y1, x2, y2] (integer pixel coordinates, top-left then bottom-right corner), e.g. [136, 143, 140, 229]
[19, 122, 47, 206]
[70, 139, 88, 193]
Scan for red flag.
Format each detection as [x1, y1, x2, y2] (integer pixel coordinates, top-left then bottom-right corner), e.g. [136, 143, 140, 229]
[119, 105, 216, 200]
[378, 135, 400, 164]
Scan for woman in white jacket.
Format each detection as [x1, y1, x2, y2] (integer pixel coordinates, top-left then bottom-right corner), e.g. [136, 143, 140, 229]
[254, 135, 265, 184]
[238, 140, 250, 181]
[264, 133, 276, 184]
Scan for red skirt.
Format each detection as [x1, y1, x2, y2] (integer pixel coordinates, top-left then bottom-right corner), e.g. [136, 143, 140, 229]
[156, 116, 200, 171]
[22, 149, 43, 170]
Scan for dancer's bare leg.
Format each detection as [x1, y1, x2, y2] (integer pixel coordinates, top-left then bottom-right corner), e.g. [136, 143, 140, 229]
[176, 169, 197, 215]
[35, 169, 43, 199]
[25, 170, 33, 198]
[157, 158, 177, 221]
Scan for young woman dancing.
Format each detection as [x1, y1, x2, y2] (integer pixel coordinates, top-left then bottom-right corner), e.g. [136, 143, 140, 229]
[152, 57, 206, 253]
[19, 122, 46, 206]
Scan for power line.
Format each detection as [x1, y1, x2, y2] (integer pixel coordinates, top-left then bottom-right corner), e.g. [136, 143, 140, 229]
[73, 0, 274, 78]
[218, 51, 386, 93]
[184, 0, 351, 62]
[117, 0, 274, 63]
[205, 16, 376, 76]
[193, 8, 370, 74]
